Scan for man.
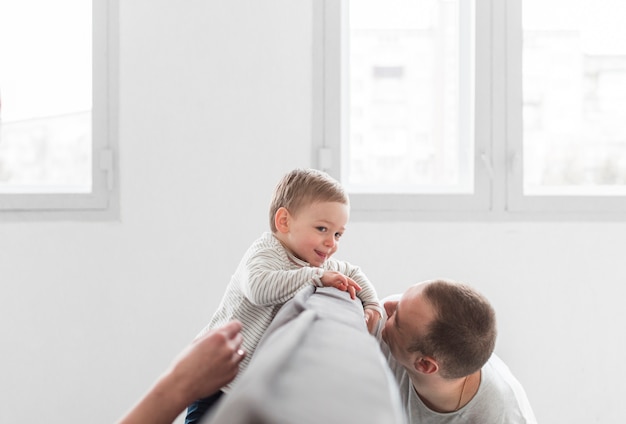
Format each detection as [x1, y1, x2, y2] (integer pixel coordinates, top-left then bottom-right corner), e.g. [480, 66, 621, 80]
[118, 280, 536, 424]
[380, 279, 537, 423]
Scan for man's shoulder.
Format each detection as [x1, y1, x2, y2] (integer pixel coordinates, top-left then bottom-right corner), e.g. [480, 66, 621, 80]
[478, 354, 538, 423]
[381, 293, 402, 303]
[483, 354, 523, 388]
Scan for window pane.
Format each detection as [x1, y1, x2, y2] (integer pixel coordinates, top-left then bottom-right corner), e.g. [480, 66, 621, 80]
[523, 0, 626, 195]
[345, 0, 474, 194]
[0, 0, 92, 193]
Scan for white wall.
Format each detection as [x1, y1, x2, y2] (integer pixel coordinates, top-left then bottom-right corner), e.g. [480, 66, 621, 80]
[1, 1, 625, 423]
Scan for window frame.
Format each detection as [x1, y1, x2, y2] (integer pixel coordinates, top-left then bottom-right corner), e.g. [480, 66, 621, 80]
[315, 0, 626, 221]
[0, 0, 118, 220]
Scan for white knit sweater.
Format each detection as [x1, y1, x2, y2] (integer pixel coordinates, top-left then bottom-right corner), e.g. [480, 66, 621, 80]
[198, 232, 382, 391]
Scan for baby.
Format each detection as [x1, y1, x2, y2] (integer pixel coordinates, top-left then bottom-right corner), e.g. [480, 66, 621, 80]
[185, 168, 382, 424]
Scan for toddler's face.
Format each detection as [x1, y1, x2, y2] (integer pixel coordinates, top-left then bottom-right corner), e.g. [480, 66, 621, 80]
[284, 201, 349, 267]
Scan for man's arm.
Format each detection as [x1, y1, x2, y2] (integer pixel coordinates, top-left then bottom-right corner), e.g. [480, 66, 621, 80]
[117, 321, 245, 424]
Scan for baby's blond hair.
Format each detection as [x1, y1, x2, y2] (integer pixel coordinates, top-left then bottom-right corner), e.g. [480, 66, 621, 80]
[269, 168, 348, 233]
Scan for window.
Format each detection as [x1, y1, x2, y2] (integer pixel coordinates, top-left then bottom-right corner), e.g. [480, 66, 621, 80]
[508, 0, 626, 213]
[316, 0, 626, 219]
[0, 0, 117, 217]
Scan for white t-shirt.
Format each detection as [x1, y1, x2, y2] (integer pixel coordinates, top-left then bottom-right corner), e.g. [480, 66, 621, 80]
[380, 338, 538, 424]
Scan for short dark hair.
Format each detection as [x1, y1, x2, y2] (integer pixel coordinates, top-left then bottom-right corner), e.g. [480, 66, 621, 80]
[408, 280, 497, 379]
[269, 168, 349, 232]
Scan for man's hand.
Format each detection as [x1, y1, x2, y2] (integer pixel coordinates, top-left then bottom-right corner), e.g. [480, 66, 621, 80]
[171, 320, 246, 401]
[117, 320, 245, 424]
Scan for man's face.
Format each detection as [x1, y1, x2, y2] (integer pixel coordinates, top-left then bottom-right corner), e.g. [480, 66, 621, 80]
[382, 282, 436, 368]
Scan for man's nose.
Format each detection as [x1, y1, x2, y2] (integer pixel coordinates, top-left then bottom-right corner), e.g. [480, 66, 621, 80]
[384, 301, 397, 316]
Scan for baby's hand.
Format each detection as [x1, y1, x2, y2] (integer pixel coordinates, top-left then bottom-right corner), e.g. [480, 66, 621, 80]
[320, 271, 362, 299]
[364, 308, 382, 334]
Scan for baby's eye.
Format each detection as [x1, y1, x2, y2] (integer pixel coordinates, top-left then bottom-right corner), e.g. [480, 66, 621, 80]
[334, 232, 343, 240]
[316, 226, 328, 232]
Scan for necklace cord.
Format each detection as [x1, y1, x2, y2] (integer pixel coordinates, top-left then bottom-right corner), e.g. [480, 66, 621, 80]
[455, 375, 469, 411]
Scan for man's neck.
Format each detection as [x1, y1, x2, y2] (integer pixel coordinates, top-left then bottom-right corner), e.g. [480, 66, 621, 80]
[411, 370, 481, 413]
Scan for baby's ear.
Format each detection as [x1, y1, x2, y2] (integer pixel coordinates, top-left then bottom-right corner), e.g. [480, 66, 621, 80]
[274, 207, 290, 233]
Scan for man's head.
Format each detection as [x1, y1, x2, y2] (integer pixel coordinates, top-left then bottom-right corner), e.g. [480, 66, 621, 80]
[383, 279, 496, 379]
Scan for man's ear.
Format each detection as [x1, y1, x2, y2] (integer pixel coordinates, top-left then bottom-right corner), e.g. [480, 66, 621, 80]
[274, 207, 290, 234]
[414, 356, 439, 375]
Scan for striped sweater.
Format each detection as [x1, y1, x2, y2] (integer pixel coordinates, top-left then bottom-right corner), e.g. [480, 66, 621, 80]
[198, 232, 382, 391]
